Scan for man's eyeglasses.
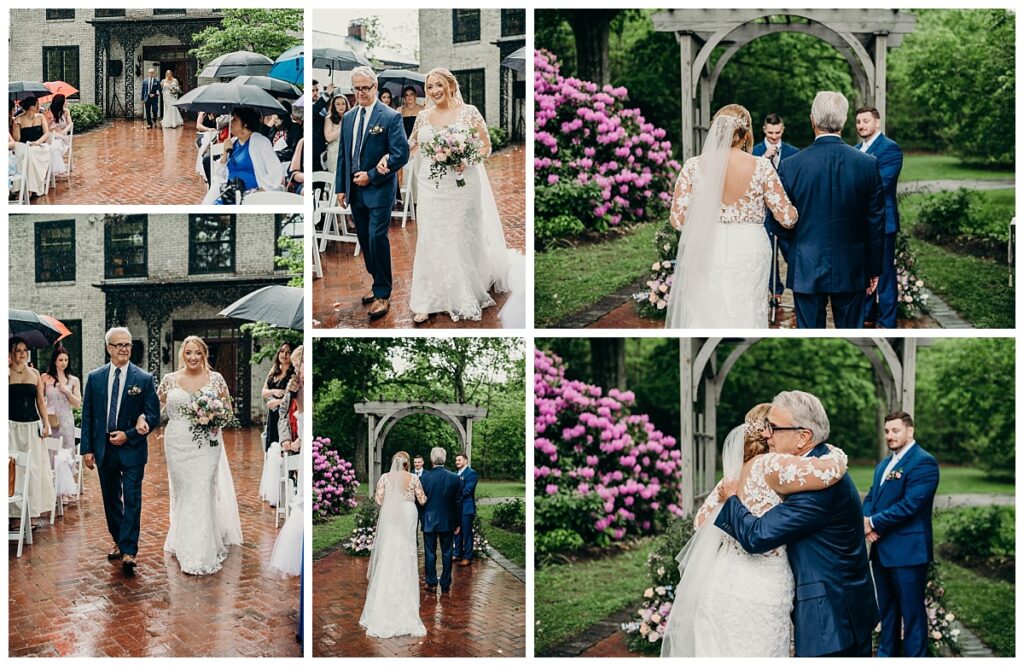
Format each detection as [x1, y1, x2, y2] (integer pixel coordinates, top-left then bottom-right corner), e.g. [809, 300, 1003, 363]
[107, 343, 132, 350]
[353, 85, 376, 93]
[766, 421, 807, 435]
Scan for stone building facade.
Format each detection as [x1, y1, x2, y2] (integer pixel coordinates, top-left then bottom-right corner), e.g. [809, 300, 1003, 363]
[418, 9, 526, 140]
[8, 213, 302, 424]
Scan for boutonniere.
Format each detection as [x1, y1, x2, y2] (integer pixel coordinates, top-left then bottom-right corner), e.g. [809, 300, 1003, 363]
[885, 469, 904, 481]
[127, 385, 142, 396]
[369, 125, 384, 135]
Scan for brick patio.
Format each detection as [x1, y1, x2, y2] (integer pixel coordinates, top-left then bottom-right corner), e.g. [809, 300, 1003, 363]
[313, 549, 525, 657]
[8, 427, 301, 658]
[312, 145, 526, 329]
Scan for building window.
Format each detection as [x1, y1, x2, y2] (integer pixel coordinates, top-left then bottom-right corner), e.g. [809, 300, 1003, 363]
[189, 215, 235, 274]
[153, 9, 186, 15]
[45, 9, 75, 20]
[452, 9, 481, 44]
[105, 215, 148, 279]
[42, 47, 80, 96]
[94, 9, 126, 18]
[501, 9, 525, 37]
[452, 69, 486, 121]
[274, 214, 302, 258]
[31, 319, 83, 381]
[35, 220, 75, 283]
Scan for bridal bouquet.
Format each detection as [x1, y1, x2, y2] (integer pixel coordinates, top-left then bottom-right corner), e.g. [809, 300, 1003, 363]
[179, 389, 239, 448]
[421, 125, 485, 188]
[168, 81, 181, 97]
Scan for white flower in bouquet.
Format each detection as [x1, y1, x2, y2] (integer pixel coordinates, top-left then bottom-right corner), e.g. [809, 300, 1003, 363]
[178, 388, 239, 448]
[421, 125, 485, 188]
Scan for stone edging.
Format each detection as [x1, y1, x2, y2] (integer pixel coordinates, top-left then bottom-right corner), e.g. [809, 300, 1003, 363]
[537, 608, 635, 657]
[555, 278, 647, 328]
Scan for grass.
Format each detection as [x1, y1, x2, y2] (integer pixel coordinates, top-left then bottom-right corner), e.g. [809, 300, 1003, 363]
[476, 480, 526, 499]
[936, 560, 1015, 656]
[478, 503, 526, 568]
[535, 222, 660, 327]
[313, 506, 360, 557]
[900, 154, 1014, 182]
[847, 464, 1015, 496]
[534, 539, 654, 652]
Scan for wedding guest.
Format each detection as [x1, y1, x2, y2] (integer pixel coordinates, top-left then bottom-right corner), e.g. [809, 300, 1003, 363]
[270, 100, 302, 164]
[11, 96, 52, 197]
[287, 138, 304, 195]
[202, 106, 283, 204]
[379, 89, 393, 108]
[269, 345, 304, 578]
[311, 79, 328, 171]
[40, 346, 81, 499]
[262, 342, 294, 451]
[753, 113, 799, 299]
[855, 106, 904, 329]
[400, 86, 424, 138]
[324, 93, 349, 173]
[44, 94, 72, 176]
[8, 337, 55, 525]
[277, 344, 303, 454]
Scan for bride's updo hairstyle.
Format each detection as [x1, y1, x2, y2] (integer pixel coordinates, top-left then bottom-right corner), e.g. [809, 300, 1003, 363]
[713, 104, 753, 153]
[179, 335, 211, 371]
[742, 403, 772, 462]
[425, 68, 461, 106]
[391, 451, 411, 471]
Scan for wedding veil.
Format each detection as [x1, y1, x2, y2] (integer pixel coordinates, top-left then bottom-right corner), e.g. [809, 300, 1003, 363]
[665, 115, 741, 328]
[366, 453, 412, 580]
[660, 424, 746, 657]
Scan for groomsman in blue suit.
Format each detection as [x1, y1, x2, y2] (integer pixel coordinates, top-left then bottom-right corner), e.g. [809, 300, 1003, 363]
[863, 411, 940, 657]
[453, 452, 478, 566]
[753, 113, 800, 300]
[855, 106, 905, 328]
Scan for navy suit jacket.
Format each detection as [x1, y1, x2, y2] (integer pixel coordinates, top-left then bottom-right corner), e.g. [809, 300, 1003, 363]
[458, 466, 479, 515]
[771, 135, 886, 294]
[752, 139, 800, 166]
[856, 133, 904, 234]
[419, 465, 463, 533]
[862, 443, 939, 568]
[333, 101, 409, 207]
[140, 78, 161, 102]
[80, 363, 160, 468]
[714, 443, 879, 656]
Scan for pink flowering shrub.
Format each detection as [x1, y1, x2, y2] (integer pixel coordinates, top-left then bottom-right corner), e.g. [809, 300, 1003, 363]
[313, 436, 359, 523]
[535, 348, 685, 549]
[534, 49, 680, 238]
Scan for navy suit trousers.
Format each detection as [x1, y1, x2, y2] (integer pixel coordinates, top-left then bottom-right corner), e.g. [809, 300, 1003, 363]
[98, 456, 145, 556]
[864, 232, 898, 328]
[794, 291, 865, 329]
[351, 187, 393, 299]
[453, 513, 474, 561]
[872, 555, 929, 657]
[423, 530, 455, 589]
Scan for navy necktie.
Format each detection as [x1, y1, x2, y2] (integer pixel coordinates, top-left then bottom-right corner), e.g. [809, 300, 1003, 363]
[107, 367, 121, 433]
[353, 107, 366, 161]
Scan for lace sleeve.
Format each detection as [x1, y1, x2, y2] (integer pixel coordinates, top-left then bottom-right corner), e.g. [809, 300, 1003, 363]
[693, 480, 724, 529]
[157, 373, 173, 403]
[374, 475, 387, 506]
[761, 160, 798, 229]
[408, 110, 427, 153]
[465, 104, 491, 158]
[210, 372, 231, 402]
[760, 446, 848, 495]
[670, 158, 697, 230]
[412, 475, 427, 504]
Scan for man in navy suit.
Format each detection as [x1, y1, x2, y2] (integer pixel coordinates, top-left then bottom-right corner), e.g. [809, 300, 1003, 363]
[863, 411, 939, 657]
[80, 327, 160, 574]
[715, 390, 878, 657]
[140, 68, 161, 129]
[335, 66, 410, 320]
[855, 106, 905, 328]
[753, 113, 800, 300]
[418, 447, 462, 593]
[453, 453, 479, 566]
[770, 91, 886, 328]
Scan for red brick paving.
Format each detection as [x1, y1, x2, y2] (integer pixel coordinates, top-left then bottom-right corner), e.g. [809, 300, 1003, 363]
[313, 549, 525, 657]
[8, 427, 301, 658]
[313, 145, 526, 329]
[30, 119, 209, 205]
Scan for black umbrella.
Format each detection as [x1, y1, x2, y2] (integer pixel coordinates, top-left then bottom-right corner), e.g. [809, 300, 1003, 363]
[312, 48, 370, 73]
[229, 75, 302, 100]
[199, 51, 273, 79]
[9, 309, 63, 349]
[377, 69, 426, 100]
[219, 286, 304, 331]
[502, 47, 526, 73]
[9, 81, 51, 101]
[174, 83, 286, 115]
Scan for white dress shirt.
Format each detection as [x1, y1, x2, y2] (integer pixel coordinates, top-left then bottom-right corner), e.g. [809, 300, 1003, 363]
[860, 131, 881, 152]
[350, 100, 377, 158]
[106, 362, 129, 430]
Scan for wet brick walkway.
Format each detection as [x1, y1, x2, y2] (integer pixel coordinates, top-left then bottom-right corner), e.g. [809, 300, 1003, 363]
[8, 427, 301, 657]
[313, 549, 525, 657]
[31, 119, 209, 206]
[313, 145, 526, 329]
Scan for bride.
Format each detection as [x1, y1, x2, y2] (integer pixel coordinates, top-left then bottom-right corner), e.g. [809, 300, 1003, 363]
[147, 336, 242, 575]
[666, 104, 798, 328]
[161, 70, 183, 129]
[359, 451, 427, 638]
[660, 404, 848, 657]
[384, 68, 522, 326]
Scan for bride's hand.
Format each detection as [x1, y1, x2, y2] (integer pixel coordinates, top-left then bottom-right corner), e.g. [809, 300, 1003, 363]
[375, 155, 389, 175]
[717, 479, 739, 501]
[136, 415, 150, 435]
[455, 161, 466, 175]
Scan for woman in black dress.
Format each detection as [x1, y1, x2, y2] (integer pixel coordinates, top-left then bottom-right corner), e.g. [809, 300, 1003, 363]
[11, 96, 51, 196]
[9, 336, 54, 524]
[262, 342, 295, 450]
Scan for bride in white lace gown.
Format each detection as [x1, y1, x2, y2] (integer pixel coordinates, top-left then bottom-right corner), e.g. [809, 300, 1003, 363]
[154, 336, 242, 575]
[400, 68, 522, 325]
[160, 71, 183, 129]
[666, 105, 798, 329]
[359, 451, 427, 638]
[661, 404, 847, 657]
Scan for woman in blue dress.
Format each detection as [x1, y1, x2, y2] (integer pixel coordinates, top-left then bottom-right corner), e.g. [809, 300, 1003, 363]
[203, 106, 283, 204]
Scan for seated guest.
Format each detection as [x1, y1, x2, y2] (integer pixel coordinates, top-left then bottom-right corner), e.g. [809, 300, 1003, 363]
[270, 100, 302, 164]
[287, 138, 304, 195]
[44, 94, 73, 176]
[324, 92, 349, 173]
[11, 96, 51, 197]
[202, 106, 282, 204]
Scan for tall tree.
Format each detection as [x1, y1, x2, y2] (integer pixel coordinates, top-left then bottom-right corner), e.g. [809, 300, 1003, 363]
[557, 9, 623, 85]
[190, 9, 303, 65]
[591, 339, 627, 391]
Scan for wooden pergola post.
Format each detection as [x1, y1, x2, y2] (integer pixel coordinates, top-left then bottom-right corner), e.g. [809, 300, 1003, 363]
[678, 338, 695, 517]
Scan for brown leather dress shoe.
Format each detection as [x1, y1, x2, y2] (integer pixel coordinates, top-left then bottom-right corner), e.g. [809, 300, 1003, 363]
[361, 290, 376, 304]
[457, 558, 471, 566]
[368, 298, 389, 319]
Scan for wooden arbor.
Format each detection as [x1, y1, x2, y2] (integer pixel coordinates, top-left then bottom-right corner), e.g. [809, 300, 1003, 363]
[651, 9, 917, 159]
[677, 337, 924, 516]
[354, 401, 487, 489]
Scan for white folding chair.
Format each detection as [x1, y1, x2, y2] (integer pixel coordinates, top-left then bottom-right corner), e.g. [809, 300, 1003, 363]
[48, 127, 73, 190]
[311, 171, 360, 256]
[8, 449, 34, 557]
[392, 168, 416, 228]
[9, 144, 29, 205]
[281, 452, 302, 525]
[43, 437, 64, 522]
[275, 452, 291, 528]
[74, 427, 84, 497]
[241, 190, 303, 205]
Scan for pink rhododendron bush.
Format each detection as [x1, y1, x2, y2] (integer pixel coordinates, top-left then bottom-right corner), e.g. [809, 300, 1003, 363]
[534, 348, 685, 555]
[313, 436, 359, 523]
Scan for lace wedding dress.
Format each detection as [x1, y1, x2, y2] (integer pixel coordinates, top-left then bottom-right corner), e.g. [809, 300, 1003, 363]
[158, 371, 243, 575]
[161, 79, 183, 129]
[407, 104, 522, 322]
[359, 470, 427, 638]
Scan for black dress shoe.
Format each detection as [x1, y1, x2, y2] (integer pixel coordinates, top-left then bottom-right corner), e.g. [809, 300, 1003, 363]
[441, 586, 450, 594]
[107, 547, 123, 560]
[121, 555, 137, 574]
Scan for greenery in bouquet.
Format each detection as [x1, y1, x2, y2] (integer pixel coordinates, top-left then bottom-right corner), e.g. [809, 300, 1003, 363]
[179, 388, 239, 447]
[421, 125, 485, 187]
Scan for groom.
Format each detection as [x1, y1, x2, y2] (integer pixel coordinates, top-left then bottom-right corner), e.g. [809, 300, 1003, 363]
[418, 447, 462, 593]
[715, 390, 878, 656]
[771, 91, 886, 328]
[335, 66, 410, 320]
[80, 327, 160, 574]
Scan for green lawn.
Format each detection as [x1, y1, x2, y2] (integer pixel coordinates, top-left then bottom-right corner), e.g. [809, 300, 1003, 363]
[535, 223, 660, 327]
[477, 480, 526, 499]
[535, 540, 654, 652]
[847, 464, 1014, 495]
[936, 560, 1015, 656]
[313, 507, 359, 557]
[900, 154, 1014, 182]
[478, 503, 526, 568]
